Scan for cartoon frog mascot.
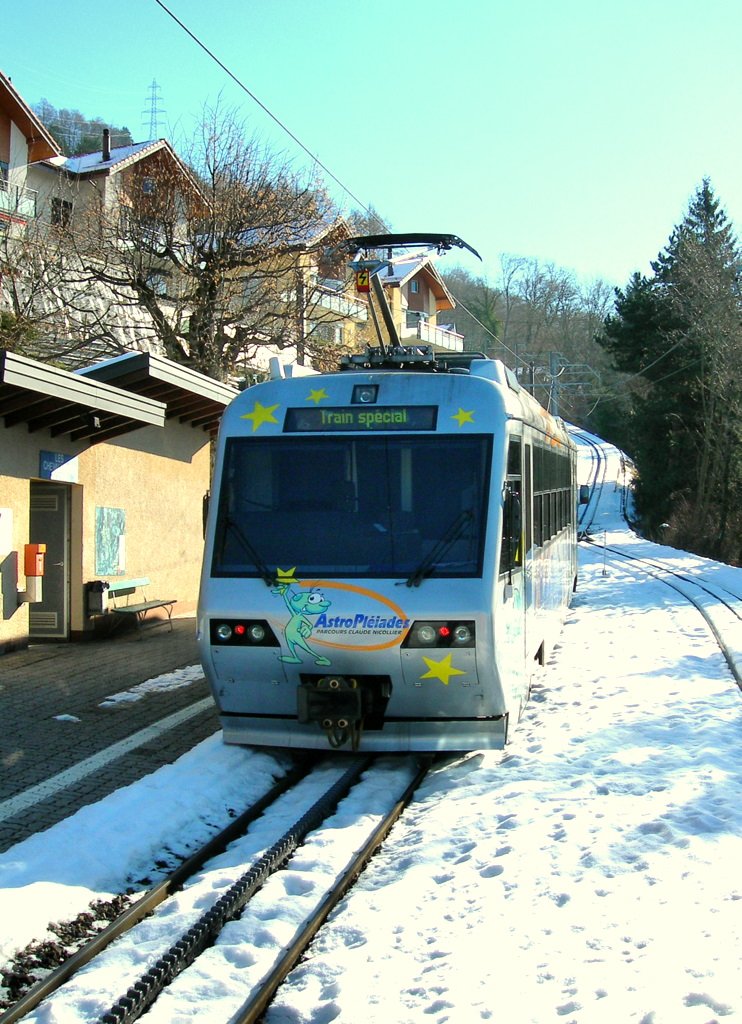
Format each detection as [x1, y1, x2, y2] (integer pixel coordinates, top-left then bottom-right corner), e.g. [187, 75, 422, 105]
[272, 580, 332, 665]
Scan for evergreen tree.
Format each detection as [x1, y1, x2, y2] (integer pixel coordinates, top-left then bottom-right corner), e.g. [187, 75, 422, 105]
[598, 180, 742, 563]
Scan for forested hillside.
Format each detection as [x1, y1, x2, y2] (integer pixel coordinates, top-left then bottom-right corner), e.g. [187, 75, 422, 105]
[441, 181, 741, 565]
[32, 99, 134, 155]
[440, 260, 618, 427]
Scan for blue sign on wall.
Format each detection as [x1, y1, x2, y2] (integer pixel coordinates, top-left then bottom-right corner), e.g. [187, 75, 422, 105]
[39, 451, 75, 480]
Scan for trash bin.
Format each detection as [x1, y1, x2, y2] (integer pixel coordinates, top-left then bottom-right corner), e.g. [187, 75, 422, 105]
[85, 580, 110, 616]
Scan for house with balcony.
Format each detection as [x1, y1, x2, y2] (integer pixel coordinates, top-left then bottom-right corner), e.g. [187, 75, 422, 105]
[28, 130, 205, 234]
[1, 72, 378, 378]
[22, 129, 211, 357]
[0, 70, 61, 232]
[379, 253, 464, 354]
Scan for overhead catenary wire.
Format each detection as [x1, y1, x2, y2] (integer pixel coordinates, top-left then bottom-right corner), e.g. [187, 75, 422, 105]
[585, 336, 703, 415]
[153, 0, 522, 367]
[152, 0, 385, 231]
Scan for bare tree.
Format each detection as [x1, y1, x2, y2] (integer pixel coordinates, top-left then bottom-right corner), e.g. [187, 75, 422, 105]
[0, 182, 129, 364]
[67, 102, 348, 379]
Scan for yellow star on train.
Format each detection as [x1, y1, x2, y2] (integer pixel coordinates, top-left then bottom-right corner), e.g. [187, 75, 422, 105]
[307, 388, 329, 405]
[452, 407, 475, 427]
[420, 653, 466, 686]
[241, 400, 280, 432]
[275, 566, 298, 584]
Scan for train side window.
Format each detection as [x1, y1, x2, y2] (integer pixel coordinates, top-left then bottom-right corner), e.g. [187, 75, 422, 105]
[507, 438, 521, 475]
[500, 479, 522, 573]
[500, 438, 522, 574]
[533, 446, 544, 492]
[551, 492, 557, 537]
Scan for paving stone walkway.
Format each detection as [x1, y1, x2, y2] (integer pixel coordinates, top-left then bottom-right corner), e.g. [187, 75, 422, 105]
[0, 618, 219, 852]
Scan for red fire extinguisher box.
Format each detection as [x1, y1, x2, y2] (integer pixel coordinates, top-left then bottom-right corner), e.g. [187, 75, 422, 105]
[24, 543, 46, 577]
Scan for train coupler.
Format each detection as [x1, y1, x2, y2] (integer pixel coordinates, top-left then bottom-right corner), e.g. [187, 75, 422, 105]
[297, 676, 364, 750]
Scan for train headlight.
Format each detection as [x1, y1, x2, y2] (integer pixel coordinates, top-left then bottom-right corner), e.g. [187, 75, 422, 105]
[414, 623, 438, 646]
[452, 624, 473, 646]
[403, 620, 476, 649]
[248, 623, 266, 643]
[209, 619, 279, 647]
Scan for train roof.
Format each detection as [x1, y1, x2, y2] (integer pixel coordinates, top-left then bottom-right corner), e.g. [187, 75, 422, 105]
[265, 346, 572, 446]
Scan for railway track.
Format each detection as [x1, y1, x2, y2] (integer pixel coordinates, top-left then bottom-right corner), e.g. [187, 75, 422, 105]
[2, 754, 430, 1024]
[571, 428, 739, 685]
[570, 427, 607, 537]
[585, 539, 742, 689]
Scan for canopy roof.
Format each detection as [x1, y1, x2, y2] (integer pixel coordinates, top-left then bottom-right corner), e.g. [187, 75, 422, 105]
[78, 351, 238, 435]
[0, 349, 237, 445]
[0, 350, 165, 444]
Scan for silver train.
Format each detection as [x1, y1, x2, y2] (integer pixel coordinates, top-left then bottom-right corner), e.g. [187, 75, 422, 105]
[197, 345, 579, 752]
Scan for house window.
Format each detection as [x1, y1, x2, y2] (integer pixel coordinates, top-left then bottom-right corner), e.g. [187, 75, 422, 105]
[51, 197, 73, 228]
[410, 280, 419, 294]
[0, 161, 8, 184]
[145, 271, 169, 296]
[142, 177, 156, 195]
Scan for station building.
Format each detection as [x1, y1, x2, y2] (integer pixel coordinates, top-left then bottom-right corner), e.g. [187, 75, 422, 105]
[0, 349, 237, 653]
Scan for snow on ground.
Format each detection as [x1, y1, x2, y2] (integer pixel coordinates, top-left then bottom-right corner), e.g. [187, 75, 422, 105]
[99, 665, 205, 707]
[2, 434, 741, 1023]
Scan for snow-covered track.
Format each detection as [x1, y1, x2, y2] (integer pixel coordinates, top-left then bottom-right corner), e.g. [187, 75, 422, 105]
[570, 427, 607, 537]
[3, 755, 429, 1024]
[586, 540, 742, 688]
[0, 760, 313, 1024]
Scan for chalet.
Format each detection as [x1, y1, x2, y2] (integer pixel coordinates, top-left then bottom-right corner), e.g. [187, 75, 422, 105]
[379, 252, 464, 354]
[0, 70, 61, 233]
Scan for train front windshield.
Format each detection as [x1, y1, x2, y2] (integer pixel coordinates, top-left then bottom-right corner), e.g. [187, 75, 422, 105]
[212, 434, 492, 579]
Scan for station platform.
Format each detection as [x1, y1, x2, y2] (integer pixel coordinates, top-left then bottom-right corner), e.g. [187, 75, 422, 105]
[0, 617, 219, 854]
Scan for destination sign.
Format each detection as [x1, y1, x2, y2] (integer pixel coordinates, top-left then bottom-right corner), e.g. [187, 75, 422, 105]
[284, 405, 438, 433]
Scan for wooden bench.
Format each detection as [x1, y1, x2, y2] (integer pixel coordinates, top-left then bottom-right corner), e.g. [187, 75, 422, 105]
[105, 577, 176, 635]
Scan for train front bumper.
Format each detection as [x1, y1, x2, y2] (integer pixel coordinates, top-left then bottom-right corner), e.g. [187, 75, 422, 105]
[219, 712, 509, 752]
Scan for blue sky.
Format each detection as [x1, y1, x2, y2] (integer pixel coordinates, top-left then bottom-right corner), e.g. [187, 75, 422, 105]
[5, 0, 742, 286]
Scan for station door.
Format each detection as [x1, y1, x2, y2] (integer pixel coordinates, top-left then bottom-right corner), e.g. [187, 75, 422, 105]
[29, 482, 70, 640]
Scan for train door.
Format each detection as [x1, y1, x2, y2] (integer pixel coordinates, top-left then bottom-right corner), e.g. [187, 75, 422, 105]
[28, 481, 70, 640]
[499, 435, 528, 711]
[522, 440, 533, 638]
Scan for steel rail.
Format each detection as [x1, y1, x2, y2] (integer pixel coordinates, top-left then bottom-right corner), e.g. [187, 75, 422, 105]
[0, 760, 313, 1024]
[571, 429, 606, 537]
[594, 543, 742, 614]
[589, 542, 742, 689]
[232, 756, 433, 1024]
[97, 756, 372, 1024]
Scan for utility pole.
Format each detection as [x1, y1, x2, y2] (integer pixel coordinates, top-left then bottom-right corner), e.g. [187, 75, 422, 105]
[523, 351, 601, 419]
[142, 79, 166, 140]
[549, 351, 562, 417]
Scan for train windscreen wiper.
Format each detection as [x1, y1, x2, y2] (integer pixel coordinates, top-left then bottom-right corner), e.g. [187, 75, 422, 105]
[223, 517, 275, 587]
[404, 510, 474, 588]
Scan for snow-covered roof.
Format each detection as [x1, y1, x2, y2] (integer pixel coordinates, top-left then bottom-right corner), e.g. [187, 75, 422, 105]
[380, 253, 456, 308]
[36, 138, 206, 204]
[60, 140, 162, 175]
